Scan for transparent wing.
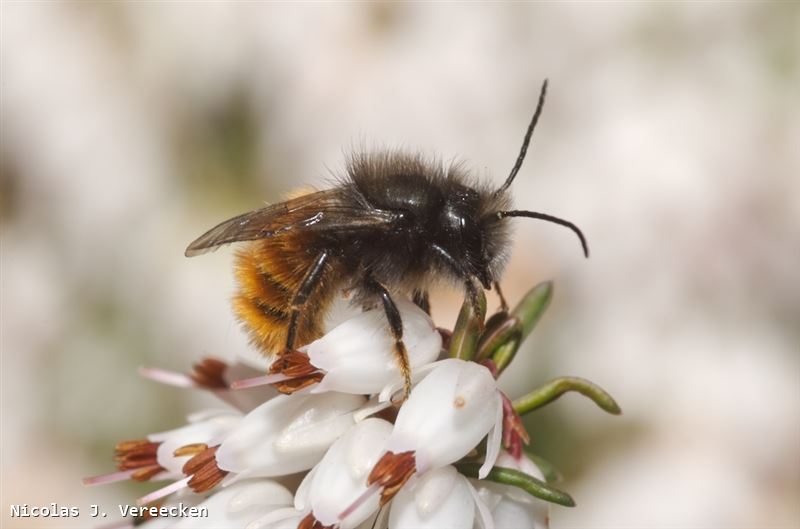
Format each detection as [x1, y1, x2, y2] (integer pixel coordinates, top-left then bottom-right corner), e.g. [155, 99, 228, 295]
[184, 189, 393, 257]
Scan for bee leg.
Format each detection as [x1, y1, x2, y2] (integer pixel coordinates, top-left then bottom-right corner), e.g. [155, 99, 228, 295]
[367, 278, 412, 401]
[493, 281, 509, 313]
[412, 289, 431, 315]
[284, 251, 330, 353]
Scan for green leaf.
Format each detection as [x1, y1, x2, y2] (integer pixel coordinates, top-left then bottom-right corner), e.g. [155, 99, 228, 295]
[512, 281, 553, 341]
[448, 290, 486, 361]
[476, 312, 522, 364]
[455, 463, 575, 507]
[513, 377, 622, 416]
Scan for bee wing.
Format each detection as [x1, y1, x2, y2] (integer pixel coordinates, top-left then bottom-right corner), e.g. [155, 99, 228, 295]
[185, 189, 393, 257]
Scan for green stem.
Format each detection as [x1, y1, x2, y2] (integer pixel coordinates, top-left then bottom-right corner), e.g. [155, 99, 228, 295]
[513, 377, 622, 415]
[455, 463, 575, 507]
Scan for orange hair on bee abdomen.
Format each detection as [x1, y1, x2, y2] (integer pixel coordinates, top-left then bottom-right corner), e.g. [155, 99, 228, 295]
[233, 240, 334, 356]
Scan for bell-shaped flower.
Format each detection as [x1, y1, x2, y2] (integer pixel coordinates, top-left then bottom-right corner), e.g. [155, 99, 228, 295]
[136, 493, 205, 529]
[150, 410, 242, 476]
[473, 451, 550, 529]
[386, 359, 502, 473]
[296, 418, 393, 529]
[387, 465, 492, 529]
[168, 479, 293, 529]
[215, 391, 367, 480]
[364, 359, 503, 507]
[307, 299, 441, 395]
[233, 299, 441, 397]
[83, 410, 241, 488]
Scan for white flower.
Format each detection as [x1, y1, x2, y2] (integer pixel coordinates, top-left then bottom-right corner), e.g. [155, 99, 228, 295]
[89, 287, 599, 529]
[296, 418, 393, 529]
[215, 391, 367, 479]
[135, 493, 205, 529]
[474, 451, 550, 529]
[149, 410, 242, 476]
[357, 359, 504, 512]
[82, 410, 241, 488]
[232, 299, 441, 397]
[388, 465, 492, 529]
[386, 359, 503, 476]
[307, 299, 441, 395]
[170, 480, 293, 529]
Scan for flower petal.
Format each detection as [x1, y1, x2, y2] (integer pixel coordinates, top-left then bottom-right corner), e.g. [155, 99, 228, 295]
[216, 392, 365, 477]
[388, 466, 475, 529]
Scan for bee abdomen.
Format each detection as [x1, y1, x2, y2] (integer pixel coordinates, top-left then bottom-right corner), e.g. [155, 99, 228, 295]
[233, 242, 329, 356]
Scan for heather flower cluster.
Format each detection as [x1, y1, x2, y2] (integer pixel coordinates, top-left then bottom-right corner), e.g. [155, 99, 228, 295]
[85, 281, 620, 528]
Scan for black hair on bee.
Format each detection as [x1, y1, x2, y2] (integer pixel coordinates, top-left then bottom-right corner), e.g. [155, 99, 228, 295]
[185, 79, 587, 398]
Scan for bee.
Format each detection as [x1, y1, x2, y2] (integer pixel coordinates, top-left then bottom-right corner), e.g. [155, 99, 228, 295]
[185, 80, 587, 397]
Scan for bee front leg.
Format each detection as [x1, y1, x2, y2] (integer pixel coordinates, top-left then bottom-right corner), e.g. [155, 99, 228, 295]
[285, 251, 330, 353]
[493, 281, 509, 313]
[366, 277, 412, 401]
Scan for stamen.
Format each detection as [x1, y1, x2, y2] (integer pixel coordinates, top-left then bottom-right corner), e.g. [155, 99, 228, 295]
[183, 445, 228, 493]
[111, 439, 165, 481]
[138, 367, 197, 388]
[189, 357, 229, 389]
[82, 469, 138, 486]
[339, 483, 380, 521]
[270, 351, 324, 394]
[367, 451, 417, 505]
[231, 351, 323, 392]
[230, 373, 292, 390]
[131, 465, 165, 482]
[136, 476, 190, 506]
[173, 443, 209, 457]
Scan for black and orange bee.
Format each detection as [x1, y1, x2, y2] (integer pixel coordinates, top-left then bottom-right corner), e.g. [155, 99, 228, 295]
[185, 81, 587, 397]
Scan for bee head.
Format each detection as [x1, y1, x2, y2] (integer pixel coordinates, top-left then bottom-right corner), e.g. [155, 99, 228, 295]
[432, 79, 588, 291]
[428, 182, 512, 290]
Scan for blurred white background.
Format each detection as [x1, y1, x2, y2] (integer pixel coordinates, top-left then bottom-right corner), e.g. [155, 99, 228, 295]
[2, 3, 798, 528]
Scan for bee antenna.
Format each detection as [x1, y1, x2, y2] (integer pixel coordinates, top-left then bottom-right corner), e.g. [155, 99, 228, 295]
[497, 209, 589, 258]
[495, 79, 548, 196]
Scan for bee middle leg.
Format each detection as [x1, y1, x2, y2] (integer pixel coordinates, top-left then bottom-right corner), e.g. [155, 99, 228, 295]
[284, 251, 330, 353]
[366, 277, 412, 401]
